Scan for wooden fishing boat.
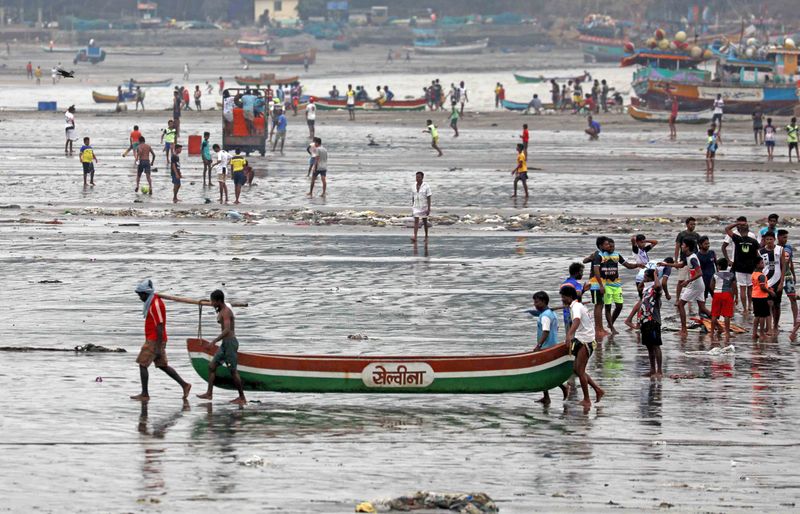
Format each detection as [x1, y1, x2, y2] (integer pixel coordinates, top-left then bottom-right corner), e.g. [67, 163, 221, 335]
[239, 47, 316, 65]
[92, 90, 143, 103]
[235, 74, 298, 86]
[500, 99, 557, 111]
[187, 338, 574, 394]
[514, 71, 591, 84]
[315, 97, 427, 111]
[628, 104, 712, 124]
[41, 46, 78, 53]
[577, 34, 627, 63]
[414, 38, 489, 55]
[126, 78, 172, 88]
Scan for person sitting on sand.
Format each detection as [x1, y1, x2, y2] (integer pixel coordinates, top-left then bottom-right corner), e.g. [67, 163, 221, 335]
[529, 291, 570, 405]
[585, 115, 600, 140]
[197, 290, 247, 405]
[130, 279, 191, 402]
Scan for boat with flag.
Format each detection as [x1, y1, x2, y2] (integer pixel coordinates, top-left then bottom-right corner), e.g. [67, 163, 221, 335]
[315, 97, 427, 111]
[187, 338, 574, 394]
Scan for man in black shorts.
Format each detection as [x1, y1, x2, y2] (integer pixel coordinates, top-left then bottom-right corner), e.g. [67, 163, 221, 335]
[135, 136, 155, 194]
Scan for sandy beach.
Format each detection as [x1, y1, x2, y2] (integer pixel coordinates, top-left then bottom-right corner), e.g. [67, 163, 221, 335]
[2, 39, 800, 513]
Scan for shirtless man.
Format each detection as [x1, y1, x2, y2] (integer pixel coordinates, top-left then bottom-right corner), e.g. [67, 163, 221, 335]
[197, 289, 246, 404]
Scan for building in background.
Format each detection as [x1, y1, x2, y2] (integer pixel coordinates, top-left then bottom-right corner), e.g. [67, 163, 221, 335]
[255, 0, 299, 23]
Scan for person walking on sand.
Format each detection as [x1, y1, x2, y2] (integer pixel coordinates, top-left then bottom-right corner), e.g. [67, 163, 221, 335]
[306, 97, 317, 139]
[520, 123, 529, 156]
[26, 61, 32, 79]
[272, 110, 287, 154]
[411, 171, 431, 242]
[423, 119, 443, 156]
[34, 65, 42, 85]
[706, 127, 719, 179]
[201, 131, 212, 187]
[170, 144, 182, 203]
[448, 107, 459, 137]
[172, 90, 182, 140]
[230, 149, 247, 204]
[764, 117, 776, 161]
[511, 143, 529, 198]
[79, 137, 97, 187]
[787, 117, 799, 163]
[307, 137, 328, 198]
[346, 84, 356, 121]
[752, 106, 764, 145]
[135, 136, 155, 194]
[160, 119, 176, 167]
[560, 285, 604, 409]
[668, 90, 678, 140]
[211, 144, 230, 204]
[122, 125, 142, 161]
[135, 86, 145, 111]
[197, 290, 247, 405]
[183, 62, 190, 81]
[529, 291, 570, 405]
[712, 93, 724, 133]
[64, 105, 76, 155]
[458, 81, 468, 115]
[130, 279, 191, 402]
[194, 85, 202, 111]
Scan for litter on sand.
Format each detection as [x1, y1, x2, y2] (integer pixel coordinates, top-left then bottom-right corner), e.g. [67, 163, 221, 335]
[355, 491, 497, 513]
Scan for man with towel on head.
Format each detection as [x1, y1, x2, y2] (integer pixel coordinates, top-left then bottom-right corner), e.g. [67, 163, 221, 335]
[130, 279, 191, 401]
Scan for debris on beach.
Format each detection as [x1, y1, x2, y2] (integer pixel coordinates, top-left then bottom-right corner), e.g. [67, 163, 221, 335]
[348, 333, 369, 340]
[239, 455, 266, 467]
[355, 491, 497, 513]
[0, 344, 125, 353]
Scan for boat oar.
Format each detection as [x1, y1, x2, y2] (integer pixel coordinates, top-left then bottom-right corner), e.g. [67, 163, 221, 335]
[159, 293, 249, 308]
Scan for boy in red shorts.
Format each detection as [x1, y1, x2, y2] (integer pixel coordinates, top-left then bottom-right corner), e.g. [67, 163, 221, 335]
[710, 257, 736, 343]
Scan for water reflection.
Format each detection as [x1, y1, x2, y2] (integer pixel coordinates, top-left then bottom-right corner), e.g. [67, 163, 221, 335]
[136, 401, 190, 502]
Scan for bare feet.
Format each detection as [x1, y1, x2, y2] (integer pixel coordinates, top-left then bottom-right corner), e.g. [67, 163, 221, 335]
[609, 326, 619, 335]
[130, 394, 149, 401]
[536, 396, 550, 405]
[234, 200, 240, 205]
[595, 388, 605, 403]
[624, 319, 636, 330]
[410, 237, 417, 242]
[230, 397, 247, 405]
[182, 383, 192, 400]
[562, 383, 571, 400]
[578, 399, 592, 409]
[196, 392, 213, 400]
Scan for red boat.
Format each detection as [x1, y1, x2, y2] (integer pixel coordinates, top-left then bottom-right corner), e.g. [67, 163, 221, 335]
[315, 97, 427, 111]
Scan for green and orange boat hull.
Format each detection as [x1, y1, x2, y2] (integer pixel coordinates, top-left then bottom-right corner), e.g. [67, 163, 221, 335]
[187, 338, 574, 394]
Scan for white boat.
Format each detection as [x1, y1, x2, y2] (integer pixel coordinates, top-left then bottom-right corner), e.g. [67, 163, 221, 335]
[414, 38, 489, 55]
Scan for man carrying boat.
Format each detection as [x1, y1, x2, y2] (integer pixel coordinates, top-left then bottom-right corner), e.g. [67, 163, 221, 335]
[130, 279, 192, 402]
[197, 290, 247, 405]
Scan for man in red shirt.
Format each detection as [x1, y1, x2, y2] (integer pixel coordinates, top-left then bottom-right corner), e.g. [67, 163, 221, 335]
[520, 123, 529, 157]
[122, 125, 142, 161]
[218, 76, 225, 95]
[130, 279, 191, 401]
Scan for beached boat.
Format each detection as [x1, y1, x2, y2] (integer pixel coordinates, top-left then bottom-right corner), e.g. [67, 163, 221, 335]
[578, 34, 628, 63]
[628, 104, 712, 123]
[92, 90, 142, 103]
[514, 71, 592, 84]
[235, 74, 299, 86]
[315, 97, 427, 111]
[629, 44, 800, 115]
[500, 99, 558, 111]
[414, 38, 489, 55]
[186, 338, 574, 394]
[125, 78, 172, 88]
[239, 47, 316, 65]
[41, 46, 78, 53]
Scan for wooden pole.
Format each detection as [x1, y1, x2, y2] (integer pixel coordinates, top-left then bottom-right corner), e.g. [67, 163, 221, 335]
[159, 293, 249, 307]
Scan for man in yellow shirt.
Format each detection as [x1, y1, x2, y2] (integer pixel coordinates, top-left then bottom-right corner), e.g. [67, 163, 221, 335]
[229, 148, 247, 205]
[512, 143, 528, 198]
[79, 136, 97, 187]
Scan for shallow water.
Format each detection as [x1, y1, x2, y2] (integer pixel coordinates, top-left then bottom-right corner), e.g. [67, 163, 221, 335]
[3, 222, 800, 512]
[3, 42, 800, 513]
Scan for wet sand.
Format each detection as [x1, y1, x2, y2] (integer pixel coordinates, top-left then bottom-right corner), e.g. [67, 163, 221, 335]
[2, 41, 800, 513]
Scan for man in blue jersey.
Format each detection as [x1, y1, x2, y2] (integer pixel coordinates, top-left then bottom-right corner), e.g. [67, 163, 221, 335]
[530, 291, 569, 405]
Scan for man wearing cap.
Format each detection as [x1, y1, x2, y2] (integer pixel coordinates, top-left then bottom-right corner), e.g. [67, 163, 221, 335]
[305, 97, 317, 139]
[130, 279, 191, 401]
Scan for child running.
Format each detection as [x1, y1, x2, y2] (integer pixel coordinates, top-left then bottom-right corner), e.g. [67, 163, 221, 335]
[560, 286, 604, 409]
[448, 108, 459, 137]
[710, 257, 736, 344]
[79, 137, 97, 187]
[511, 143, 529, 198]
[423, 119, 443, 156]
[530, 291, 570, 405]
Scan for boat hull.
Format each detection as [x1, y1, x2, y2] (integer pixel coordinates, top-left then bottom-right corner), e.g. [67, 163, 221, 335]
[235, 74, 298, 86]
[126, 79, 172, 88]
[501, 99, 557, 111]
[414, 39, 489, 55]
[186, 338, 574, 394]
[239, 48, 316, 65]
[637, 80, 799, 115]
[315, 97, 427, 111]
[578, 35, 626, 63]
[92, 90, 141, 103]
[628, 104, 712, 124]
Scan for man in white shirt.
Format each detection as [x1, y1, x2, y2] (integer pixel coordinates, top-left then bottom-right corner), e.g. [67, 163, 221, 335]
[561, 285, 604, 409]
[411, 171, 432, 242]
[305, 97, 317, 139]
[307, 137, 328, 198]
[64, 105, 76, 154]
[211, 144, 230, 204]
[346, 84, 356, 121]
[712, 93, 724, 132]
[458, 81, 468, 115]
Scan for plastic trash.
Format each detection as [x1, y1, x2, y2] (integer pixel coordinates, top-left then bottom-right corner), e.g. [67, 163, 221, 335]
[227, 210, 243, 220]
[239, 455, 265, 467]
